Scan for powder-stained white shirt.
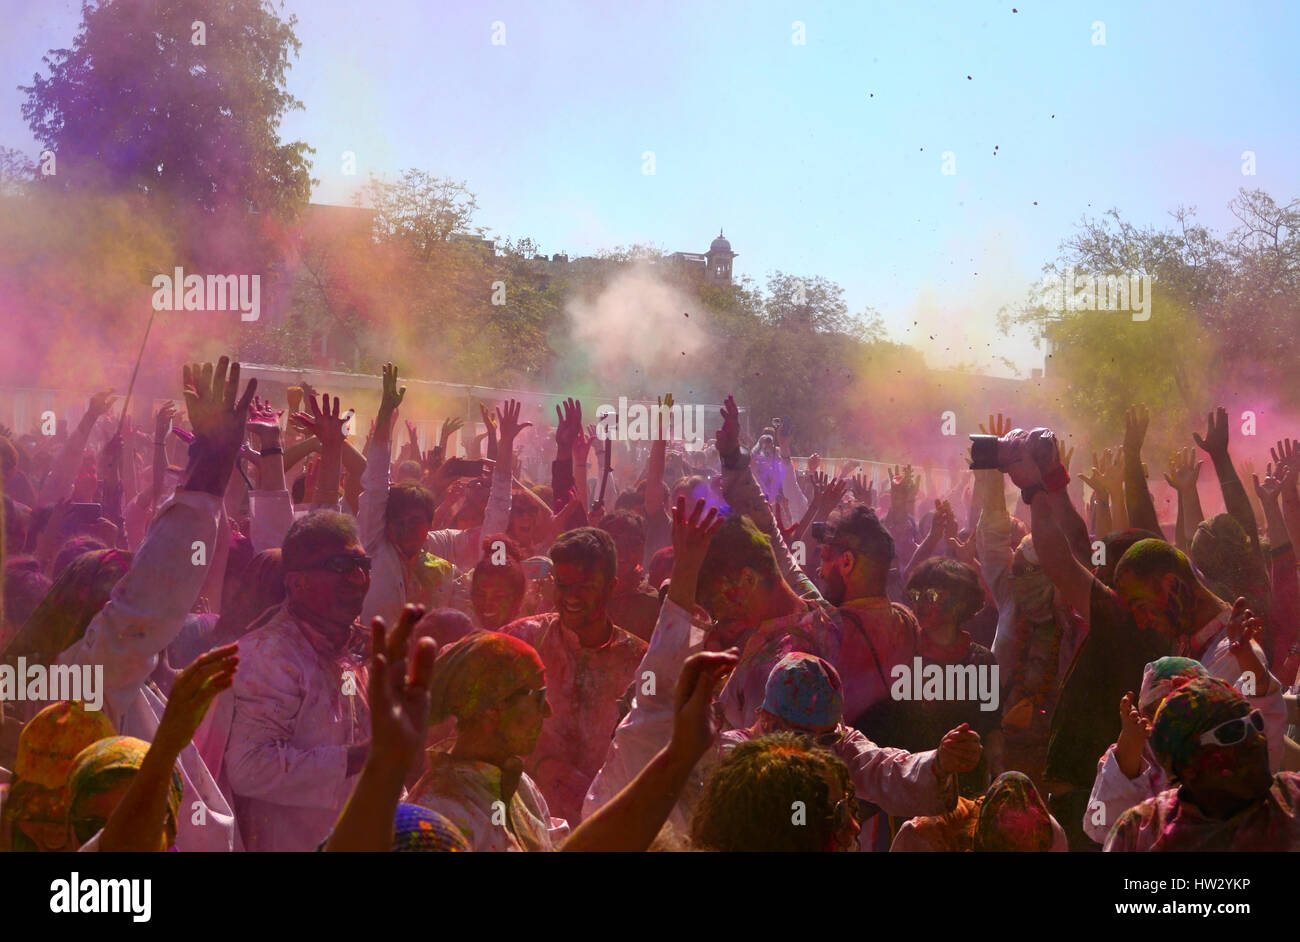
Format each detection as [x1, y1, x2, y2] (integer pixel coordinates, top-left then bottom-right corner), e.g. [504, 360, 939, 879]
[221, 604, 369, 852]
[56, 489, 239, 852]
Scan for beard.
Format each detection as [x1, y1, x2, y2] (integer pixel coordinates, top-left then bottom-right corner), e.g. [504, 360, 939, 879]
[823, 569, 847, 606]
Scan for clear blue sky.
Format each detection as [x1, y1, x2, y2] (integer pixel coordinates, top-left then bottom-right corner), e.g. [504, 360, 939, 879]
[2, 0, 1296, 375]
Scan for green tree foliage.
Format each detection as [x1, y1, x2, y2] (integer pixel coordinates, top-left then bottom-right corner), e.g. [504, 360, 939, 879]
[21, 0, 313, 221]
[1001, 189, 1298, 442]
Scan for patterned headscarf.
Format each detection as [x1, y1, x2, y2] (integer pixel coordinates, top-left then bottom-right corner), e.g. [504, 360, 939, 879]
[427, 630, 545, 724]
[760, 653, 843, 729]
[973, 772, 1054, 852]
[67, 736, 183, 840]
[392, 803, 471, 852]
[2, 549, 131, 667]
[1138, 656, 1209, 714]
[3, 701, 118, 852]
[1150, 676, 1248, 779]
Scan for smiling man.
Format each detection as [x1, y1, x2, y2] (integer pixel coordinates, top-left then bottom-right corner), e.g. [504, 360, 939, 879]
[223, 510, 373, 851]
[1112, 541, 1280, 707]
[498, 527, 647, 824]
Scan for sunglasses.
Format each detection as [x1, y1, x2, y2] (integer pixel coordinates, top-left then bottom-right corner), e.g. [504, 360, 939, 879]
[508, 686, 547, 709]
[298, 553, 372, 575]
[906, 588, 948, 605]
[813, 728, 845, 747]
[1198, 709, 1265, 747]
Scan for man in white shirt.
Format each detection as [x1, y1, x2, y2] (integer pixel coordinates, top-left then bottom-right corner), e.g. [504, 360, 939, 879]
[224, 509, 373, 851]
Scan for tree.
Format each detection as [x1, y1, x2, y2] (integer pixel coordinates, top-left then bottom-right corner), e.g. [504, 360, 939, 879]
[360, 170, 482, 261]
[0, 146, 36, 198]
[1000, 189, 1299, 445]
[21, 0, 314, 221]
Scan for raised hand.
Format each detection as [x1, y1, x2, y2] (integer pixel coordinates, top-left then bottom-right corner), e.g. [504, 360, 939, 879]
[181, 357, 257, 494]
[1253, 464, 1285, 505]
[478, 403, 497, 434]
[979, 413, 1012, 438]
[670, 650, 740, 763]
[572, 422, 596, 464]
[849, 472, 874, 507]
[926, 498, 957, 543]
[154, 400, 178, 442]
[375, 362, 406, 438]
[555, 398, 582, 451]
[291, 392, 348, 449]
[1114, 691, 1153, 778]
[1162, 446, 1203, 492]
[86, 388, 119, 422]
[1226, 597, 1268, 691]
[496, 398, 533, 452]
[716, 395, 741, 460]
[948, 532, 977, 565]
[776, 419, 793, 453]
[439, 415, 465, 452]
[810, 471, 846, 514]
[1192, 407, 1230, 461]
[1123, 404, 1150, 456]
[369, 604, 437, 770]
[1269, 439, 1300, 479]
[672, 496, 723, 563]
[1057, 438, 1074, 473]
[656, 393, 675, 441]
[1092, 447, 1125, 497]
[806, 452, 822, 474]
[1275, 453, 1300, 493]
[245, 395, 283, 438]
[154, 644, 239, 754]
[890, 464, 918, 504]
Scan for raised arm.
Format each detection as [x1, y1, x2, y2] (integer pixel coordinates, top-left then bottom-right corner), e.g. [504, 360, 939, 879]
[291, 392, 349, 510]
[1029, 489, 1094, 620]
[1271, 439, 1300, 557]
[326, 606, 435, 853]
[1121, 404, 1163, 538]
[357, 362, 406, 549]
[245, 396, 295, 552]
[478, 404, 499, 464]
[905, 499, 956, 579]
[571, 422, 594, 511]
[563, 650, 737, 852]
[1162, 446, 1205, 551]
[775, 422, 810, 520]
[644, 395, 671, 517]
[1254, 463, 1300, 666]
[38, 388, 117, 504]
[550, 398, 580, 513]
[62, 358, 255, 693]
[1194, 406, 1260, 554]
[479, 399, 530, 549]
[100, 645, 238, 851]
[1083, 448, 1128, 533]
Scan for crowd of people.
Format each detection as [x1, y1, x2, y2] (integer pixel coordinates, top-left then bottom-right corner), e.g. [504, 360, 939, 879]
[2, 356, 1300, 853]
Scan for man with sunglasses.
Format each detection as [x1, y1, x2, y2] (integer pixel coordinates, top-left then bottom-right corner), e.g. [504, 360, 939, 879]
[816, 505, 925, 727]
[1105, 676, 1300, 851]
[223, 510, 375, 851]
